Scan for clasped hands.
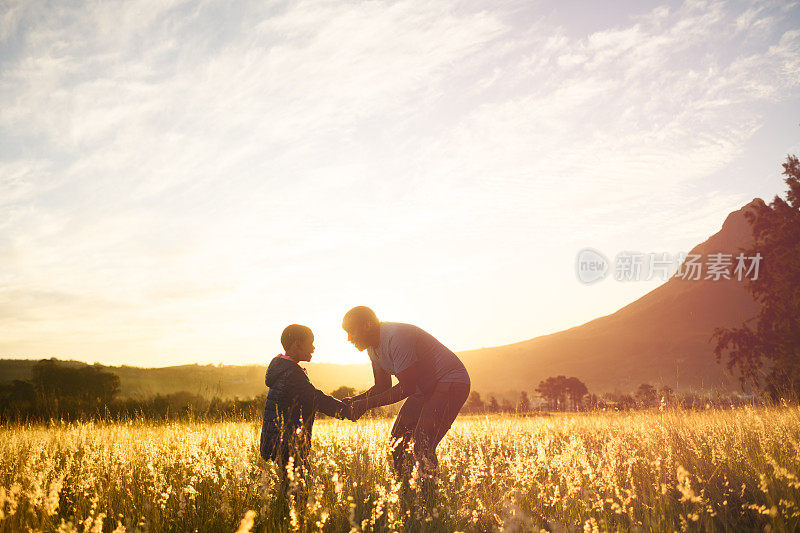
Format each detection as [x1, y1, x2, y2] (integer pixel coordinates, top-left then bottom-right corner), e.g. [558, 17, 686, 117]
[337, 397, 369, 421]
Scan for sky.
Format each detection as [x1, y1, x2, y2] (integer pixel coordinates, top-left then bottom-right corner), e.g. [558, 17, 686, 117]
[1, 0, 798, 366]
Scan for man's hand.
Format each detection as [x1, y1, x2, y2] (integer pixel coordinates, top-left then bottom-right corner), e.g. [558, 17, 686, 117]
[350, 399, 369, 421]
[338, 397, 365, 421]
[335, 403, 359, 422]
[337, 404, 354, 421]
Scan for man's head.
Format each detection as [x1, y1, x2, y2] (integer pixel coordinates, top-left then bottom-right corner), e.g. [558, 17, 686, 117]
[342, 306, 380, 351]
[281, 324, 314, 362]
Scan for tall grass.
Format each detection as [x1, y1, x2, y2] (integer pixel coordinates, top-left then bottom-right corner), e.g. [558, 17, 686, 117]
[1, 407, 799, 532]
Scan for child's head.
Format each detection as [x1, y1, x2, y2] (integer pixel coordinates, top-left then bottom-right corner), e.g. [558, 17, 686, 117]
[281, 324, 314, 362]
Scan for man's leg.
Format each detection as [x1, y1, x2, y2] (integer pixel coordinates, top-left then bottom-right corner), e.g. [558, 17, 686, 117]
[389, 393, 425, 477]
[412, 382, 470, 474]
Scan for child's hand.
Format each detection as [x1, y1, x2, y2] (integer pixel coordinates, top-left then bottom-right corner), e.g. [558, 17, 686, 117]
[349, 400, 368, 421]
[336, 404, 357, 421]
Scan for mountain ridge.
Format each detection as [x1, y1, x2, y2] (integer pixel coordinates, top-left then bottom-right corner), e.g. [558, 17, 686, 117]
[457, 198, 763, 394]
[1, 199, 764, 397]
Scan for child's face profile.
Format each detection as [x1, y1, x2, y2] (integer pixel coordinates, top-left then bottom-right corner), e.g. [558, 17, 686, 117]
[292, 335, 315, 362]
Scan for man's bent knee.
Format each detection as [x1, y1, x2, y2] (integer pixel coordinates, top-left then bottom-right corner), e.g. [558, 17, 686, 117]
[390, 436, 414, 476]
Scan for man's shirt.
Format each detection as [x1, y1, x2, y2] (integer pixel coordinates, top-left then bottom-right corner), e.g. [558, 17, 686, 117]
[367, 322, 470, 388]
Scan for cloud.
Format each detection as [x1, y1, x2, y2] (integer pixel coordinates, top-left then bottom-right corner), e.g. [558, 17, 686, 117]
[0, 0, 798, 364]
[0, 287, 130, 322]
[409, 1, 799, 231]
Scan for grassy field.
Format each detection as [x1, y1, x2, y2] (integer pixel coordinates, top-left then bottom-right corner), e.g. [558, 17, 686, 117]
[1, 407, 799, 532]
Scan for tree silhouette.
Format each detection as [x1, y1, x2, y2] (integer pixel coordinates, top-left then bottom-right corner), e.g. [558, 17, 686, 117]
[660, 386, 674, 406]
[536, 376, 589, 411]
[464, 391, 485, 413]
[565, 377, 588, 410]
[330, 386, 357, 400]
[635, 383, 657, 407]
[500, 398, 514, 412]
[517, 391, 531, 412]
[536, 376, 566, 410]
[487, 395, 500, 413]
[712, 154, 800, 400]
[32, 359, 119, 404]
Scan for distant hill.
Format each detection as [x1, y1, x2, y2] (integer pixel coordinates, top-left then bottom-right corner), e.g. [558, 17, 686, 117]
[1, 200, 764, 398]
[0, 359, 374, 399]
[457, 199, 764, 395]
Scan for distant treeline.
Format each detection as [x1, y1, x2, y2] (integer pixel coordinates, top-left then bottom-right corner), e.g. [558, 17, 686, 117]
[461, 380, 757, 415]
[0, 359, 396, 423]
[0, 357, 372, 400]
[1, 360, 761, 423]
[0, 359, 269, 422]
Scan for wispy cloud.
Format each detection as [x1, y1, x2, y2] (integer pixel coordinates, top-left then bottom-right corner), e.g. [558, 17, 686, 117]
[0, 0, 798, 364]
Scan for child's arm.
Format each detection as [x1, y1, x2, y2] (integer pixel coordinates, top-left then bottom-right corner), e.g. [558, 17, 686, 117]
[293, 371, 349, 419]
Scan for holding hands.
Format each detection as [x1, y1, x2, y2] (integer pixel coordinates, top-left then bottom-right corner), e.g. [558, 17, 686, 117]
[340, 397, 369, 421]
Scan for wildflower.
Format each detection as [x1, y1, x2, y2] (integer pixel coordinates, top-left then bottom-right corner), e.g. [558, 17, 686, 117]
[583, 517, 600, 533]
[316, 510, 329, 529]
[44, 477, 64, 515]
[89, 513, 106, 533]
[235, 510, 256, 533]
[676, 466, 702, 503]
[57, 519, 80, 533]
[5, 483, 21, 518]
[348, 502, 360, 532]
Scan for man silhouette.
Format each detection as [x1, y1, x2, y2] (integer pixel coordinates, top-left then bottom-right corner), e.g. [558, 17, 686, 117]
[342, 306, 470, 476]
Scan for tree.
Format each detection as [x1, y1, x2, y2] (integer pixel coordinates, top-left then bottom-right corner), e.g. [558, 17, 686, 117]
[602, 391, 636, 410]
[500, 398, 514, 412]
[536, 376, 566, 410]
[464, 391, 485, 413]
[517, 391, 531, 412]
[565, 377, 589, 410]
[0, 380, 36, 419]
[330, 386, 357, 400]
[32, 359, 120, 404]
[487, 395, 500, 413]
[660, 386, 674, 406]
[635, 383, 657, 407]
[536, 376, 589, 410]
[712, 154, 800, 400]
[1, 380, 35, 404]
[617, 394, 636, 410]
[584, 393, 601, 410]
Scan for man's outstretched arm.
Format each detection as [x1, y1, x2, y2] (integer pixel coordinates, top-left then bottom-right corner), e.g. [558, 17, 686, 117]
[345, 360, 392, 403]
[350, 363, 420, 418]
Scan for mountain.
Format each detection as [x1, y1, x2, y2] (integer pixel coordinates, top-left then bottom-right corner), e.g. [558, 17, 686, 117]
[0, 199, 764, 398]
[457, 199, 764, 395]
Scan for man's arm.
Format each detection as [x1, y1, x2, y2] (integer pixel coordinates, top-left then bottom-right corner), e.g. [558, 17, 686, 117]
[351, 362, 420, 418]
[345, 359, 392, 402]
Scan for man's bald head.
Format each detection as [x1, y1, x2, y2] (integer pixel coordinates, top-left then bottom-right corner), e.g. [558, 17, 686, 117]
[342, 306, 380, 351]
[343, 306, 379, 328]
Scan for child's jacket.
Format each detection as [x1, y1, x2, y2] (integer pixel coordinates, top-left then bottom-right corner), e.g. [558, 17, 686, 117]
[259, 355, 345, 464]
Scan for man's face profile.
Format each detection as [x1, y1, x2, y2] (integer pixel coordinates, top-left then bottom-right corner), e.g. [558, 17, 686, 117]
[343, 320, 370, 351]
